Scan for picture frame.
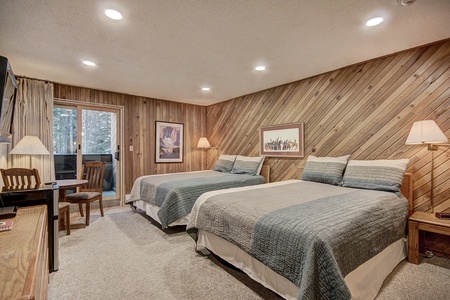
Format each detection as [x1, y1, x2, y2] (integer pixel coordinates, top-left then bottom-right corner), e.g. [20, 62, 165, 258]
[155, 121, 184, 163]
[259, 123, 304, 157]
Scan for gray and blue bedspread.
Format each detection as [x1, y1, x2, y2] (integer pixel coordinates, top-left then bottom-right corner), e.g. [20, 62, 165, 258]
[127, 170, 264, 228]
[187, 180, 408, 300]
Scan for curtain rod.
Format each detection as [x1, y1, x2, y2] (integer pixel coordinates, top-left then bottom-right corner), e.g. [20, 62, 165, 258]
[16, 75, 53, 84]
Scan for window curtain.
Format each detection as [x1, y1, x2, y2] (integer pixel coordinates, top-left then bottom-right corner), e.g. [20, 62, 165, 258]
[8, 77, 55, 183]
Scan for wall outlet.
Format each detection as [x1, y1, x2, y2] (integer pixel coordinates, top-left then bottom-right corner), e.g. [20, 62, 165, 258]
[129, 146, 133, 151]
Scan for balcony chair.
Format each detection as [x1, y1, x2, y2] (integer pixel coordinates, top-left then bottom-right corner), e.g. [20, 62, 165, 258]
[65, 161, 106, 226]
[0, 167, 71, 235]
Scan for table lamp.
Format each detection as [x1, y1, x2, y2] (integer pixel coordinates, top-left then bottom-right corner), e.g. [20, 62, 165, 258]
[405, 120, 448, 213]
[9, 135, 50, 168]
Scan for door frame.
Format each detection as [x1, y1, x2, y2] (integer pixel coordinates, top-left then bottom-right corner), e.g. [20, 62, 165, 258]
[54, 98, 125, 206]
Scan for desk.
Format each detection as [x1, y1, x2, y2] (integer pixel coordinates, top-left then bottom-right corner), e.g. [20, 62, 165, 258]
[408, 211, 450, 264]
[55, 179, 88, 229]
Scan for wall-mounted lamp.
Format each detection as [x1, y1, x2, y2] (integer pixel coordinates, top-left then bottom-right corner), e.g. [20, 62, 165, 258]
[9, 135, 50, 168]
[406, 120, 448, 213]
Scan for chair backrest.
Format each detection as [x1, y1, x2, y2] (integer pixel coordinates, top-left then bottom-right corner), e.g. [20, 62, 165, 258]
[80, 161, 106, 193]
[0, 168, 41, 190]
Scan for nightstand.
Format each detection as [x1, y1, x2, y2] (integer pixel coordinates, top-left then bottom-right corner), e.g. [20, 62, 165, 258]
[408, 211, 450, 264]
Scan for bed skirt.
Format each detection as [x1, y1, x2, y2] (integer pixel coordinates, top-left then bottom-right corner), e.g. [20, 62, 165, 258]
[132, 200, 189, 227]
[197, 230, 406, 300]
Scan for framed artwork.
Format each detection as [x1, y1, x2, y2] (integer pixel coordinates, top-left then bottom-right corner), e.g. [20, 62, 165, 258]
[155, 121, 184, 163]
[259, 123, 304, 157]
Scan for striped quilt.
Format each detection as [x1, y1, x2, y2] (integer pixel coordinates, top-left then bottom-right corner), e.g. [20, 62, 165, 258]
[187, 180, 408, 300]
[127, 170, 265, 228]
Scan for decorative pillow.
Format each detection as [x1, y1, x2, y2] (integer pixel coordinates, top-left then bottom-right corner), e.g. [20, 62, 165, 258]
[213, 155, 237, 173]
[231, 155, 265, 175]
[301, 155, 350, 185]
[342, 159, 410, 193]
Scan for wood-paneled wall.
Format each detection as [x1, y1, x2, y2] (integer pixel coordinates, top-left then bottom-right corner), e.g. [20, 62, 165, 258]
[53, 85, 207, 193]
[206, 39, 450, 212]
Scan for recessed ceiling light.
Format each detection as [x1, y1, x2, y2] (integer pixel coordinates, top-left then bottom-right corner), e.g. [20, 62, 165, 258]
[105, 9, 122, 20]
[365, 17, 384, 27]
[255, 66, 266, 71]
[398, 0, 416, 6]
[202, 87, 211, 91]
[82, 60, 96, 66]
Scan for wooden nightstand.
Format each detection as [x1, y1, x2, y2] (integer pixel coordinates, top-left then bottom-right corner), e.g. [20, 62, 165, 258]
[408, 211, 450, 264]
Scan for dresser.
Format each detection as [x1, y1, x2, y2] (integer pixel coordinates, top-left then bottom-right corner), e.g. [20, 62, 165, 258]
[0, 205, 49, 300]
[1, 185, 59, 272]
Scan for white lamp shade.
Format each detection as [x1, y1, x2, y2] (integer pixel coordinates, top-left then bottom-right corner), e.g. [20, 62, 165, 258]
[405, 120, 448, 145]
[9, 135, 50, 155]
[197, 137, 211, 149]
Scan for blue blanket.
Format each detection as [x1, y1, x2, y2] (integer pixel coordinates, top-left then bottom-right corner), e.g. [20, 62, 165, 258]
[156, 173, 264, 228]
[128, 170, 264, 228]
[187, 180, 408, 300]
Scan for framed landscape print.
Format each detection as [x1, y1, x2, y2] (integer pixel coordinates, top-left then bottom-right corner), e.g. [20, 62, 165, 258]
[259, 123, 304, 157]
[155, 121, 184, 163]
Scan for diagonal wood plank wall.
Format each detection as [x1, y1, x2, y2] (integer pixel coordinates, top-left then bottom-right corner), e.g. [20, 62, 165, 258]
[53, 86, 207, 193]
[206, 39, 450, 212]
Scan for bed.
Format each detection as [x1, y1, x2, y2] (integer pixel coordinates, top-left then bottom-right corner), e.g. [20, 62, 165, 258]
[127, 155, 270, 228]
[187, 156, 413, 300]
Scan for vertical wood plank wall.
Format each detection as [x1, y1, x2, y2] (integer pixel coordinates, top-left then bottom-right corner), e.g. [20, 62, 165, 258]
[53, 86, 207, 193]
[206, 40, 450, 212]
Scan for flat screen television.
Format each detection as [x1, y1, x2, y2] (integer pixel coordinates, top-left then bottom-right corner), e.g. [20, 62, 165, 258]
[0, 56, 18, 143]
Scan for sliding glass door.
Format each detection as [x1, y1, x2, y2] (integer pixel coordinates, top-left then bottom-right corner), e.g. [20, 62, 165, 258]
[53, 102, 123, 203]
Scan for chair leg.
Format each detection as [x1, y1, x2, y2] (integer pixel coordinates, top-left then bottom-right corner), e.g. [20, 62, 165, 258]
[99, 197, 104, 217]
[65, 207, 71, 235]
[78, 203, 84, 217]
[86, 201, 90, 226]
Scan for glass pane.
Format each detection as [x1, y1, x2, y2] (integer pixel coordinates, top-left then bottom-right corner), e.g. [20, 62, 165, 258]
[81, 109, 116, 197]
[53, 107, 117, 198]
[53, 107, 77, 180]
[81, 109, 112, 154]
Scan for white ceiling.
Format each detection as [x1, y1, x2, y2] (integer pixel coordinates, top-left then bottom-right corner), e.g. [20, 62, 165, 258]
[1, 0, 449, 106]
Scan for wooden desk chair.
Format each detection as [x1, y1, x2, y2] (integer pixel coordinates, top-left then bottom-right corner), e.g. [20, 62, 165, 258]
[1, 168, 41, 188]
[0, 167, 71, 235]
[65, 161, 106, 226]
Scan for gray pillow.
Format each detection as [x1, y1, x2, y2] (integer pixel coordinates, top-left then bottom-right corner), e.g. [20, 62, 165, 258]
[342, 159, 410, 193]
[301, 155, 350, 185]
[213, 155, 237, 172]
[231, 155, 264, 175]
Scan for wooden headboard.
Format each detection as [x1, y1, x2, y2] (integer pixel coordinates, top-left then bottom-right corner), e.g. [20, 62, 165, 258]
[260, 165, 270, 183]
[297, 167, 414, 216]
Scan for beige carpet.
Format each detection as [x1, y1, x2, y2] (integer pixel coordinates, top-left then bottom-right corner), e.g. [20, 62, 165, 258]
[49, 206, 450, 300]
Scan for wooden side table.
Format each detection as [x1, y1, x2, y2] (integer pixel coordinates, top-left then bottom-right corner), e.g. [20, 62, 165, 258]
[408, 211, 450, 264]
